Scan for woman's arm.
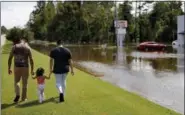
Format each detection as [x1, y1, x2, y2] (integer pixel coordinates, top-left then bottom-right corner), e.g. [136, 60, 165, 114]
[44, 75, 50, 79]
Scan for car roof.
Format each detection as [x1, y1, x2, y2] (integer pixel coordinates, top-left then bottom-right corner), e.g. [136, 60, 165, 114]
[140, 41, 156, 44]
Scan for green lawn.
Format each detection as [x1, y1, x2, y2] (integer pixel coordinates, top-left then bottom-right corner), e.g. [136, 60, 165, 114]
[1, 42, 181, 115]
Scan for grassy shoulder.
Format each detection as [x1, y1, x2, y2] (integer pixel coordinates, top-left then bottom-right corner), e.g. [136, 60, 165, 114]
[1, 42, 181, 115]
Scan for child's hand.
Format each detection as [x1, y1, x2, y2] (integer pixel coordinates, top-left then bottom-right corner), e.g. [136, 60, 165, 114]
[32, 76, 37, 79]
[46, 72, 52, 79]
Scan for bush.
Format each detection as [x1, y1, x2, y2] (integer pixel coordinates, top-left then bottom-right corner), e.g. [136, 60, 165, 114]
[1, 26, 8, 34]
[6, 27, 34, 43]
[21, 29, 34, 42]
[6, 27, 22, 42]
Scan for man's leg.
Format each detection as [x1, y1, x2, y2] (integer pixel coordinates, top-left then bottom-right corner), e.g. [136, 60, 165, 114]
[14, 67, 22, 102]
[61, 73, 67, 95]
[21, 67, 29, 101]
[55, 74, 64, 102]
[55, 74, 63, 93]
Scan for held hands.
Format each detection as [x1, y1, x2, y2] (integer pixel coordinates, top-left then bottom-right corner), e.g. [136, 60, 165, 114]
[71, 70, 74, 76]
[31, 70, 35, 76]
[49, 72, 52, 78]
[8, 69, 12, 75]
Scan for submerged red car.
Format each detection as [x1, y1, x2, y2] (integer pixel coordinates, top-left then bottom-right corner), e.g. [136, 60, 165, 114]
[137, 41, 167, 51]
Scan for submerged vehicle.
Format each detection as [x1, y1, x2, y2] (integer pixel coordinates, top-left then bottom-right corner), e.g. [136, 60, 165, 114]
[137, 41, 167, 51]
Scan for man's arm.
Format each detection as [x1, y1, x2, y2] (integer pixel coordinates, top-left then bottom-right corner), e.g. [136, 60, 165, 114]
[68, 51, 74, 75]
[69, 59, 74, 75]
[28, 49, 34, 75]
[50, 58, 54, 73]
[49, 50, 54, 73]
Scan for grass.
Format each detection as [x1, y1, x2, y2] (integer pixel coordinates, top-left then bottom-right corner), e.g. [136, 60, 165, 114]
[1, 41, 181, 115]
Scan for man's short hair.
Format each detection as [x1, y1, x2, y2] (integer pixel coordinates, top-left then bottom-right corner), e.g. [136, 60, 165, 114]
[57, 39, 62, 45]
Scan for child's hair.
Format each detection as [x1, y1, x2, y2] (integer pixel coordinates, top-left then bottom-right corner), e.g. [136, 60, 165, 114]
[36, 67, 45, 77]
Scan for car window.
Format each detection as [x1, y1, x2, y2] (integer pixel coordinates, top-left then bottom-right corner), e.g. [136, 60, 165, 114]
[148, 42, 155, 44]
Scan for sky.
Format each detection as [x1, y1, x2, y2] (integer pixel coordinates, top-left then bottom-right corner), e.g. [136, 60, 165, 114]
[1, 2, 37, 29]
[1, 1, 185, 29]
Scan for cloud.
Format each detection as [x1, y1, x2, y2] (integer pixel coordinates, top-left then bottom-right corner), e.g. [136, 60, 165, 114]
[1, 2, 36, 29]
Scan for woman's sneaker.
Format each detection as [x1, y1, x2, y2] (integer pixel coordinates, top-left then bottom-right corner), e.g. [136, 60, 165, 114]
[13, 95, 20, 103]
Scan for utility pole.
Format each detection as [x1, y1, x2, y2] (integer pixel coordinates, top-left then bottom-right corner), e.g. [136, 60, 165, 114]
[114, 0, 118, 46]
[135, 1, 138, 44]
[139, 2, 141, 44]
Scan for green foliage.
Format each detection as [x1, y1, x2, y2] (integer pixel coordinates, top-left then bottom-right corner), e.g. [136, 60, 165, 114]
[6, 27, 22, 42]
[6, 27, 34, 42]
[1, 26, 8, 34]
[26, 1, 184, 44]
[21, 28, 34, 42]
[28, 1, 114, 44]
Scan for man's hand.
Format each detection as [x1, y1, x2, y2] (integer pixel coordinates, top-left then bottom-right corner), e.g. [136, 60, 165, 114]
[50, 69, 53, 74]
[31, 70, 34, 76]
[8, 69, 12, 75]
[48, 72, 52, 79]
[71, 70, 74, 76]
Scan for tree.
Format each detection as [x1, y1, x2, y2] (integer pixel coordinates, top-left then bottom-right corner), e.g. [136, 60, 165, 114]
[1, 26, 8, 34]
[6, 27, 34, 42]
[149, 2, 183, 42]
[27, 1, 47, 40]
[26, 1, 184, 44]
[6, 27, 22, 42]
[119, 1, 134, 42]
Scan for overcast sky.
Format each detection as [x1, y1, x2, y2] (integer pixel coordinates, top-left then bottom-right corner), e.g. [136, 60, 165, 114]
[1, 1, 185, 29]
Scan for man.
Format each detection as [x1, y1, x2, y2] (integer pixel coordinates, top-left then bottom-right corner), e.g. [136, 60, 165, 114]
[49, 39, 74, 102]
[8, 38, 34, 103]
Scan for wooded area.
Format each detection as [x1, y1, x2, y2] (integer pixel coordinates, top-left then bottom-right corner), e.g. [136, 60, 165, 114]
[3, 1, 184, 44]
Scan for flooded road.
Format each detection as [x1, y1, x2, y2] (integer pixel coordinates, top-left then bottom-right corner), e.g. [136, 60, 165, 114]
[31, 44, 184, 114]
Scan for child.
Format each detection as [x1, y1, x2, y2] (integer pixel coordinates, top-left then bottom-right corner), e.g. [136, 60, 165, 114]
[32, 67, 51, 103]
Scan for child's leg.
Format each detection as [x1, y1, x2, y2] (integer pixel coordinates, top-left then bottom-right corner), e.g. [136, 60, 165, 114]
[40, 84, 45, 101]
[40, 89, 44, 100]
[38, 87, 42, 103]
[38, 85, 44, 103]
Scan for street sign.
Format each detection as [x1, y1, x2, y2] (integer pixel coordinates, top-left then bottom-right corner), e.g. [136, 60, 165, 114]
[115, 20, 128, 28]
[117, 28, 126, 34]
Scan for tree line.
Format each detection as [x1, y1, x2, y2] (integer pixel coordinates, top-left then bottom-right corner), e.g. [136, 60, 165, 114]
[3, 1, 184, 44]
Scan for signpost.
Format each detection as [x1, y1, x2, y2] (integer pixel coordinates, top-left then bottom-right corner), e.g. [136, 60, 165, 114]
[114, 20, 128, 65]
[114, 20, 127, 47]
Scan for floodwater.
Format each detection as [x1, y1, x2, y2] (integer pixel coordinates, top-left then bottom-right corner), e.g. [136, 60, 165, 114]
[31, 44, 184, 114]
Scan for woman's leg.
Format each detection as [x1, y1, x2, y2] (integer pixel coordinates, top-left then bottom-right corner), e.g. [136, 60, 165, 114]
[21, 67, 29, 101]
[14, 67, 22, 102]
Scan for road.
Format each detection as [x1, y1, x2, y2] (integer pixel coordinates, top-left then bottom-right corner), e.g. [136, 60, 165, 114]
[1, 34, 6, 47]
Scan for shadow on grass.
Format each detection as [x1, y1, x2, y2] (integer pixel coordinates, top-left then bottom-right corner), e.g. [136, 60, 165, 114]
[16, 97, 59, 108]
[1, 103, 17, 110]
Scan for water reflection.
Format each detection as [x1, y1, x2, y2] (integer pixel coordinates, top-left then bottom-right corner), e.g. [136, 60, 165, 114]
[31, 44, 184, 114]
